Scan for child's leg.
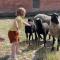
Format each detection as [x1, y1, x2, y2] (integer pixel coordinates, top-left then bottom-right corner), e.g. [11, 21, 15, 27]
[16, 41, 22, 54]
[11, 42, 17, 59]
[16, 42, 19, 53]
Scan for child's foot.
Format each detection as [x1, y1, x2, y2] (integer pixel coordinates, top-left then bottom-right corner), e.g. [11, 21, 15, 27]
[8, 57, 18, 60]
[13, 57, 18, 60]
[8, 56, 18, 60]
[8, 57, 12, 60]
[16, 50, 22, 54]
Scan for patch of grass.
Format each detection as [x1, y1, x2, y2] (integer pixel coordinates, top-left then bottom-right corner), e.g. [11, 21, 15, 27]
[0, 19, 60, 60]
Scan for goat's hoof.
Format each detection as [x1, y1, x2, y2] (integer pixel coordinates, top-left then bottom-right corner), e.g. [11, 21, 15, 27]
[57, 47, 59, 51]
[44, 44, 46, 47]
[28, 44, 30, 46]
[28, 43, 32, 46]
[44, 43, 46, 47]
[51, 47, 55, 51]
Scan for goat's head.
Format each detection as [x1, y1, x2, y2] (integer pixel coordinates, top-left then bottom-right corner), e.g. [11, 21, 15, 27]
[34, 18, 43, 27]
[35, 18, 41, 24]
[51, 13, 59, 24]
[28, 18, 33, 22]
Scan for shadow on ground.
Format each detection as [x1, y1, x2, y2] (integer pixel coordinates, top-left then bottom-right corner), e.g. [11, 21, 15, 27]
[0, 37, 5, 42]
[19, 39, 52, 52]
[0, 55, 9, 60]
[32, 47, 48, 60]
[20, 39, 52, 47]
[32, 39, 58, 60]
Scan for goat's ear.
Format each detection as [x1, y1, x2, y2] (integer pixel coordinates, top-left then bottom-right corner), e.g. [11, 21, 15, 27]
[56, 15, 58, 18]
[36, 18, 40, 20]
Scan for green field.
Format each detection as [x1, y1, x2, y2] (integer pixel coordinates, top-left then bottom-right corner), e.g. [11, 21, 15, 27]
[0, 19, 60, 60]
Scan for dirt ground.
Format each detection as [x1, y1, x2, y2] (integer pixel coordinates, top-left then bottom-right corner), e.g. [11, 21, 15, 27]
[0, 19, 60, 60]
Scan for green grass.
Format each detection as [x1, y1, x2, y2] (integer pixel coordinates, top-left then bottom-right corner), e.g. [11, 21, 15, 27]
[0, 19, 60, 60]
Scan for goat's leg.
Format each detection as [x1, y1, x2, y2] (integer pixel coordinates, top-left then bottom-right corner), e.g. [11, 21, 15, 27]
[57, 37, 60, 51]
[25, 33, 28, 44]
[37, 34, 43, 45]
[38, 34, 40, 40]
[29, 33, 32, 46]
[35, 32, 37, 40]
[51, 36, 55, 51]
[34, 32, 37, 44]
[31, 33, 34, 44]
[43, 34, 46, 47]
[49, 35, 51, 40]
[38, 33, 42, 40]
[37, 33, 40, 45]
[26, 33, 28, 40]
[32, 33, 33, 41]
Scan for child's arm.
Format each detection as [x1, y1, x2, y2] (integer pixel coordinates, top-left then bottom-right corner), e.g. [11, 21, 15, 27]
[23, 21, 31, 26]
[15, 20, 20, 32]
[15, 20, 19, 30]
[15, 20, 19, 32]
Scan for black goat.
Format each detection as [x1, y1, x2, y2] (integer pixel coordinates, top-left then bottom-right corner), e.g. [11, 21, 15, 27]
[25, 18, 36, 45]
[34, 14, 51, 39]
[34, 18, 49, 47]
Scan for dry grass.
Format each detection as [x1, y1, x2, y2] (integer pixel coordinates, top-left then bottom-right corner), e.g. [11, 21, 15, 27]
[0, 19, 60, 60]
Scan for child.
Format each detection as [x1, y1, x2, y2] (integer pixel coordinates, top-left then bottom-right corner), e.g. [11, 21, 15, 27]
[8, 7, 30, 60]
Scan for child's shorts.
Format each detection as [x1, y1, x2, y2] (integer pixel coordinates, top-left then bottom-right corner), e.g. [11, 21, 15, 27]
[8, 31, 19, 43]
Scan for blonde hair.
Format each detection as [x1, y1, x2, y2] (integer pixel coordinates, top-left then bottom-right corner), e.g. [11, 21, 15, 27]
[16, 7, 26, 16]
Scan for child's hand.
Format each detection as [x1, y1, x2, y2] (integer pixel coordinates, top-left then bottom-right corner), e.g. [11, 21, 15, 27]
[23, 21, 31, 26]
[28, 24, 31, 26]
